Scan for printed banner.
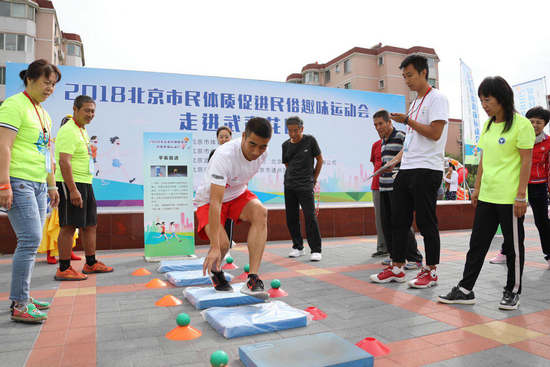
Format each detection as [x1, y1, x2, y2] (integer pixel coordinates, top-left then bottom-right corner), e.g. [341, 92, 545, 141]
[6, 63, 405, 206]
[513, 77, 548, 132]
[143, 132, 194, 259]
[460, 60, 482, 165]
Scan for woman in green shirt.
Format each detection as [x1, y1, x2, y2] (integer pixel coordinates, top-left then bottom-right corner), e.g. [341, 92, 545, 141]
[0, 59, 61, 323]
[438, 76, 535, 310]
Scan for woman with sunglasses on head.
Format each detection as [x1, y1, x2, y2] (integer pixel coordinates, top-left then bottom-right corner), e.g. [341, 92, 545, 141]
[0, 59, 61, 323]
[438, 76, 535, 310]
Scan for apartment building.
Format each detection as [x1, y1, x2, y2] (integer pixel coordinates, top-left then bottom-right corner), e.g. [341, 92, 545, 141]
[0, 0, 85, 101]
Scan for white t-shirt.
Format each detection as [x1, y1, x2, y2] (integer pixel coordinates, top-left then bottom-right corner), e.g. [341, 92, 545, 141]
[444, 170, 459, 192]
[401, 88, 449, 171]
[194, 138, 268, 207]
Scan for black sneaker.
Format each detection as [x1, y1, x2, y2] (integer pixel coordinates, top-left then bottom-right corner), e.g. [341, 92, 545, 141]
[437, 286, 475, 304]
[211, 271, 233, 292]
[371, 251, 389, 258]
[499, 290, 520, 310]
[240, 274, 269, 300]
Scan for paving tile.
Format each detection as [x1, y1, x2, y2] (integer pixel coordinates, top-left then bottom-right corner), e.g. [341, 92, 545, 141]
[463, 320, 544, 344]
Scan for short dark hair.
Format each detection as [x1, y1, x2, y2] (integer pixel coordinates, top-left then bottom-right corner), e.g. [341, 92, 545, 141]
[372, 110, 390, 122]
[110, 136, 120, 144]
[216, 126, 232, 137]
[245, 117, 272, 139]
[74, 95, 95, 109]
[285, 116, 303, 127]
[90, 135, 97, 140]
[526, 106, 550, 125]
[399, 55, 429, 80]
[478, 76, 515, 133]
[19, 59, 61, 86]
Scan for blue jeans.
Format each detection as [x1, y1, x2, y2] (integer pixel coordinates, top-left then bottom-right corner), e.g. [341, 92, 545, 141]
[8, 177, 47, 303]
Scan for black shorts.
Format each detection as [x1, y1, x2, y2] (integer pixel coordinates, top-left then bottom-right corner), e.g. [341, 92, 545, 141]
[57, 181, 97, 228]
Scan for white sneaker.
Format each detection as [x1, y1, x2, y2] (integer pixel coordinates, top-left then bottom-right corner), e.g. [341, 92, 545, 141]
[489, 253, 506, 264]
[288, 249, 306, 258]
[310, 253, 322, 261]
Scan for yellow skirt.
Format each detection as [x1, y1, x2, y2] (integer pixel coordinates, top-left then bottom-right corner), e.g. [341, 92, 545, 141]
[37, 208, 78, 256]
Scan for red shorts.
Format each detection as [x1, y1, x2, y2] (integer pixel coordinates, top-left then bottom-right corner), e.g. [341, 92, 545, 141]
[196, 189, 258, 240]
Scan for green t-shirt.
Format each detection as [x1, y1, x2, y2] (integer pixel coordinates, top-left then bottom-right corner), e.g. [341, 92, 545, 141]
[478, 113, 535, 204]
[54, 119, 93, 184]
[0, 92, 52, 183]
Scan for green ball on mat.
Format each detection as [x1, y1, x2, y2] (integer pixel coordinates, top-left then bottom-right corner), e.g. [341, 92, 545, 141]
[271, 279, 281, 289]
[244, 264, 250, 272]
[210, 350, 229, 367]
[226, 257, 234, 264]
[176, 313, 190, 327]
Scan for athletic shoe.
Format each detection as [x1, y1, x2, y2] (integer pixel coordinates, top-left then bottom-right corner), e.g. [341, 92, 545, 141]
[499, 290, 520, 310]
[82, 261, 113, 274]
[10, 297, 50, 312]
[70, 251, 81, 261]
[310, 253, 322, 261]
[489, 253, 506, 264]
[211, 271, 233, 292]
[404, 261, 422, 270]
[408, 268, 438, 288]
[370, 266, 406, 283]
[46, 252, 57, 264]
[240, 274, 269, 300]
[437, 286, 475, 304]
[11, 303, 47, 323]
[55, 266, 88, 281]
[381, 258, 391, 266]
[288, 249, 306, 258]
[371, 251, 389, 258]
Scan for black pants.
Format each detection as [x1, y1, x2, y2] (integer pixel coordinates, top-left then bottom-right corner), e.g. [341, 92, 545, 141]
[391, 169, 442, 265]
[459, 201, 525, 294]
[284, 188, 322, 253]
[380, 191, 423, 262]
[528, 183, 550, 260]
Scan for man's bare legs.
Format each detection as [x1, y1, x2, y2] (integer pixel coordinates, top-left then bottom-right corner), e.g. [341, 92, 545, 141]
[238, 199, 267, 275]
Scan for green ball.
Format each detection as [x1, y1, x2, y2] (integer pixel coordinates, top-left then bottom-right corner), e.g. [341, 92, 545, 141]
[176, 313, 190, 327]
[271, 279, 281, 289]
[226, 256, 234, 264]
[210, 350, 229, 367]
[244, 264, 250, 273]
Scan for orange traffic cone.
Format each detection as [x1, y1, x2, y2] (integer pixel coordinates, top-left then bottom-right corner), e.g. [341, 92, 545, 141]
[165, 313, 202, 341]
[146, 278, 168, 288]
[305, 307, 327, 320]
[155, 295, 183, 307]
[356, 337, 390, 357]
[132, 268, 151, 276]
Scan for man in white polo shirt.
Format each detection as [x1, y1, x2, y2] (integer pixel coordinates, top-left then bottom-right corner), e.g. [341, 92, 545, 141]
[197, 117, 272, 299]
[370, 55, 449, 289]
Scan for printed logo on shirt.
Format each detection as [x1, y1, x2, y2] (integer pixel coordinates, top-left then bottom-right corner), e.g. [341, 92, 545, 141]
[212, 174, 224, 180]
[498, 137, 506, 145]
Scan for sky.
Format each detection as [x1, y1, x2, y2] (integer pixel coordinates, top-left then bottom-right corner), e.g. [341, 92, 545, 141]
[52, 0, 550, 118]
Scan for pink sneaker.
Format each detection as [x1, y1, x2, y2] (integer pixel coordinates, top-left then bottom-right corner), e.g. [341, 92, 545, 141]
[370, 266, 406, 283]
[489, 253, 506, 264]
[408, 268, 438, 288]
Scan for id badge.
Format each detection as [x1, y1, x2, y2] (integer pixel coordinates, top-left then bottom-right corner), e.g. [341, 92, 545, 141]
[403, 132, 413, 152]
[45, 149, 52, 173]
[89, 157, 95, 175]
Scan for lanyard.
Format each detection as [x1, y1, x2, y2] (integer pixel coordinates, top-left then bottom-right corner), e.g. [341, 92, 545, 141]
[23, 91, 50, 147]
[408, 86, 432, 121]
[75, 120, 92, 156]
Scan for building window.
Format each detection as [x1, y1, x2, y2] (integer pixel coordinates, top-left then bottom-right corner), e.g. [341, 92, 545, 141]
[304, 71, 319, 84]
[344, 82, 351, 89]
[0, 66, 5, 85]
[325, 70, 330, 83]
[335, 63, 340, 72]
[378, 80, 385, 89]
[0, 1, 35, 20]
[0, 33, 27, 51]
[344, 59, 351, 73]
[428, 78, 436, 87]
[378, 56, 384, 66]
[67, 43, 81, 57]
[26, 35, 33, 52]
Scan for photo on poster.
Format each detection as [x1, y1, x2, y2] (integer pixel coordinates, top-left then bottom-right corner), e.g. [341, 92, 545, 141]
[150, 165, 166, 177]
[167, 165, 187, 177]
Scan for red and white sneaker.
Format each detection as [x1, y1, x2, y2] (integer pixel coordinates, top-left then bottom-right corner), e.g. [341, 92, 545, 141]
[370, 266, 406, 283]
[408, 268, 438, 288]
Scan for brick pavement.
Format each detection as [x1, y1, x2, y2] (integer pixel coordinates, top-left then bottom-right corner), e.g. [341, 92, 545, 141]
[1, 215, 549, 366]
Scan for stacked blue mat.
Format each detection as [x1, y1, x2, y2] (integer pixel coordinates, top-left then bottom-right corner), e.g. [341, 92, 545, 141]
[157, 258, 204, 273]
[165, 270, 233, 287]
[184, 283, 265, 310]
[202, 300, 309, 339]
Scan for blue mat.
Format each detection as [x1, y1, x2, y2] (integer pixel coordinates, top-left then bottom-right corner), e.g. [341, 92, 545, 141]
[202, 301, 308, 339]
[165, 270, 233, 287]
[157, 258, 204, 273]
[239, 332, 373, 367]
[184, 283, 265, 310]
